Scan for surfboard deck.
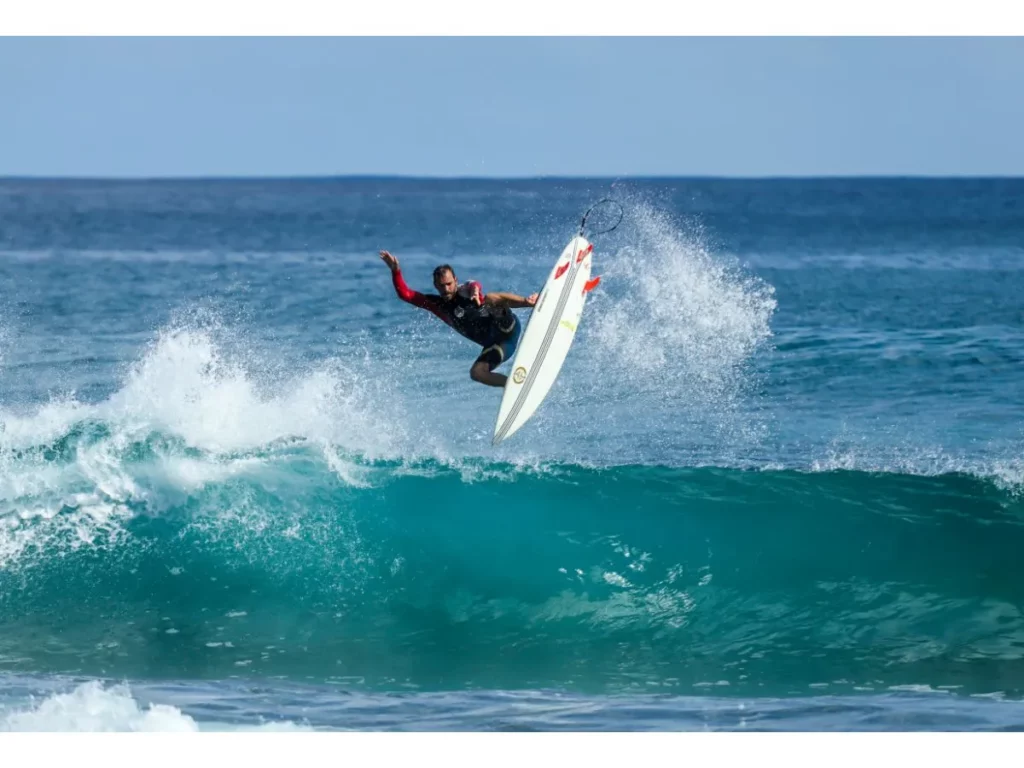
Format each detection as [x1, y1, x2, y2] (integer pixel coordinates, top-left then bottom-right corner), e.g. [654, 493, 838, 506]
[492, 235, 596, 444]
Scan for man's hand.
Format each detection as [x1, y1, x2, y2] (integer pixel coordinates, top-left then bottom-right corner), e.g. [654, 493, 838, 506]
[526, 293, 539, 307]
[379, 250, 400, 273]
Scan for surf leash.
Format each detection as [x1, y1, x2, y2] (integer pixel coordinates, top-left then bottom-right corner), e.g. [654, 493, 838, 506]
[578, 199, 624, 237]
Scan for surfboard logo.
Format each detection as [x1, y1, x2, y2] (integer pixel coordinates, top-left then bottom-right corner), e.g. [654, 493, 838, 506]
[512, 366, 527, 384]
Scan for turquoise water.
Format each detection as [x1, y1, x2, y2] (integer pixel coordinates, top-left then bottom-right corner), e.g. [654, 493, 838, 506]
[1, 178, 1023, 729]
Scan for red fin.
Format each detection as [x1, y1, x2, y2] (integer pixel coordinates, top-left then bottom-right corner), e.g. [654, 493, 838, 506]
[583, 276, 601, 293]
[554, 262, 570, 280]
[576, 243, 594, 264]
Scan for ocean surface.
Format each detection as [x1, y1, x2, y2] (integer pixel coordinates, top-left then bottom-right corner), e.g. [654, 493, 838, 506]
[1, 177, 1023, 731]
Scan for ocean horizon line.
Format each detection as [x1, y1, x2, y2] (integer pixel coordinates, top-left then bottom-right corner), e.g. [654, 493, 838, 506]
[3, 173, 1024, 183]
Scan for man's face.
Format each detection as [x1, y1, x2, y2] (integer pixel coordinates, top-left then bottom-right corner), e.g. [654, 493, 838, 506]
[433, 269, 458, 300]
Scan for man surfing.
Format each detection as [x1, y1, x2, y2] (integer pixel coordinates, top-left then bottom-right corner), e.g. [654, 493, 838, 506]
[380, 250, 537, 387]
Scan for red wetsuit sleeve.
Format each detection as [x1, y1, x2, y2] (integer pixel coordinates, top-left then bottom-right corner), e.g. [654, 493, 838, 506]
[391, 269, 449, 323]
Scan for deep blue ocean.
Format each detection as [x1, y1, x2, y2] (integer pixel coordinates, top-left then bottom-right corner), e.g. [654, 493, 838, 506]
[1, 177, 1023, 731]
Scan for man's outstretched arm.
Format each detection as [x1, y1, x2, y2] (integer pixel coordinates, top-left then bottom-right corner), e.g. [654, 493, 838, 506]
[380, 250, 442, 315]
[484, 291, 539, 309]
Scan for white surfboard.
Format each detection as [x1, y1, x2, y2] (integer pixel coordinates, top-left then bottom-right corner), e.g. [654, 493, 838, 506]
[493, 235, 599, 444]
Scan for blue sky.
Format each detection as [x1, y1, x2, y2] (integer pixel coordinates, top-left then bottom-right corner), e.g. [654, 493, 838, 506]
[2, 37, 1023, 177]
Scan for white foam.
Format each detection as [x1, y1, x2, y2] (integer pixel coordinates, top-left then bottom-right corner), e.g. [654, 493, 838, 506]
[102, 324, 406, 456]
[810, 442, 1024, 491]
[0, 396, 91, 451]
[991, 460, 1024, 494]
[1, 682, 199, 732]
[0, 427, 135, 568]
[0, 681, 312, 732]
[323, 446, 372, 487]
[0, 323, 406, 464]
[146, 455, 266, 494]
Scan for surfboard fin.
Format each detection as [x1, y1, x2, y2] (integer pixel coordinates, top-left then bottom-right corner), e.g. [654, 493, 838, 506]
[583, 276, 601, 294]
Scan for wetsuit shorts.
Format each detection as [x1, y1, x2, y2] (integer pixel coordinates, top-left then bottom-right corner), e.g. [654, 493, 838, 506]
[476, 314, 522, 370]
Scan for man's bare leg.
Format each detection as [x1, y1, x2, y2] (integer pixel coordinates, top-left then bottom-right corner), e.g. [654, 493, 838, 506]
[470, 361, 507, 388]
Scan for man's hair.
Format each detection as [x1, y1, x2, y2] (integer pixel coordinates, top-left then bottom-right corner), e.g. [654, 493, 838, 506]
[432, 264, 455, 280]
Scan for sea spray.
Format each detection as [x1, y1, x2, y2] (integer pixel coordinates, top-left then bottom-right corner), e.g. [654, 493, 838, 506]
[587, 197, 776, 404]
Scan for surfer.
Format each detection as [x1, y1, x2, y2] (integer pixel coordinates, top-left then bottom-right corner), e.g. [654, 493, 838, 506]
[379, 250, 537, 388]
